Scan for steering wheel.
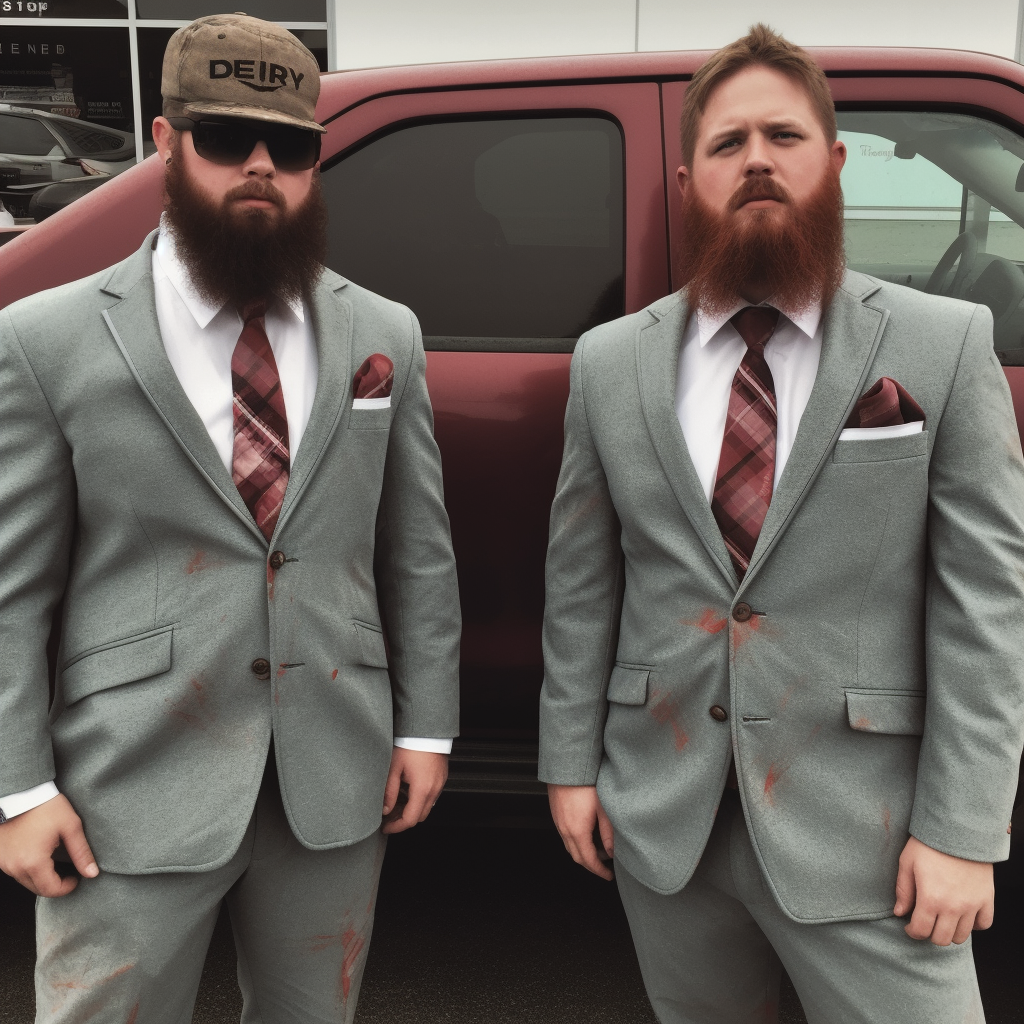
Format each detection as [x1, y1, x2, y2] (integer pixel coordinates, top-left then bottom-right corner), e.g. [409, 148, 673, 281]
[925, 230, 978, 297]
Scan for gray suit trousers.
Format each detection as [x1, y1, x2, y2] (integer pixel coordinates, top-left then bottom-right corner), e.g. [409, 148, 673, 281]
[615, 791, 985, 1024]
[34, 749, 386, 1024]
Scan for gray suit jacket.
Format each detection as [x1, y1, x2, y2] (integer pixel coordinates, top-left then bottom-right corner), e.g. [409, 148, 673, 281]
[0, 231, 460, 873]
[539, 271, 1024, 923]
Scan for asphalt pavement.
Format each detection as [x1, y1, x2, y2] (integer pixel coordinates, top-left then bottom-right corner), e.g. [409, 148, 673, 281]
[1, 793, 1020, 1023]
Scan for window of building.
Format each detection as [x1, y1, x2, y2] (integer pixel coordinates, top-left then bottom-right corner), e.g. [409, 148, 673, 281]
[839, 110, 1024, 361]
[322, 117, 625, 350]
[0, 2, 328, 232]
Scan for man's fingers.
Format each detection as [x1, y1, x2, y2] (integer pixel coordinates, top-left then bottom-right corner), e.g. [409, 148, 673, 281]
[381, 767, 402, 816]
[597, 805, 615, 861]
[399, 780, 433, 827]
[61, 821, 98, 879]
[974, 902, 995, 932]
[929, 912, 961, 947]
[893, 860, 916, 918]
[562, 829, 613, 881]
[25, 860, 76, 899]
[952, 915, 975, 945]
[904, 905, 937, 941]
[382, 800, 419, 834]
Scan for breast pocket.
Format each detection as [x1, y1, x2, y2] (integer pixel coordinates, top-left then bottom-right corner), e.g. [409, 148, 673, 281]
[349, 398, 393, 431]
[832, 430, 928, 464]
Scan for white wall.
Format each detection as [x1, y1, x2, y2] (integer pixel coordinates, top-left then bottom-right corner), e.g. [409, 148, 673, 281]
[333, 0, 635, 69]
[332, 0, 1020, 69]
[638, 0, 1019, 58]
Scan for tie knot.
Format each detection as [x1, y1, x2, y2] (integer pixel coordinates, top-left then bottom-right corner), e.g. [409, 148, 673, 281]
[731, 306, 779, 355]
[241, 299, 269, 324]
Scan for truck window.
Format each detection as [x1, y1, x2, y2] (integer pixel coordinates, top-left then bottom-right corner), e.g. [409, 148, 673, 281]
[321, 116, 624, 351]
[838, 111, 1024, 363]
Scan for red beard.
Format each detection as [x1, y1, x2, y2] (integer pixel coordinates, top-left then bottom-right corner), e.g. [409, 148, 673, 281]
[677, 169, 846, 318]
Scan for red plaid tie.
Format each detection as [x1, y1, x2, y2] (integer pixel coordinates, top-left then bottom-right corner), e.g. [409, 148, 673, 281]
[232, 300, 289, 540]
[711, 306, 780, 578]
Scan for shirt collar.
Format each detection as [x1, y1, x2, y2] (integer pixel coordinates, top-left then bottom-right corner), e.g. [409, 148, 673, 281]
[154, 214, 305, 328]
[695, 296, 822, 348]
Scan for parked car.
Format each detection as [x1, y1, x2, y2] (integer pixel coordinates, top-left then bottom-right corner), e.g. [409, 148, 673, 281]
[0, 103, 141, 217]
[2, 47, 1024, 796]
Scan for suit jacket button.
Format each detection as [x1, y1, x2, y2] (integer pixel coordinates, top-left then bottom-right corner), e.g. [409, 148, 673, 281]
[269, 551, 286, 570]
[733, 602, 752, 622]
[251, 658, 271, 680]
[709, 705, 728, 722]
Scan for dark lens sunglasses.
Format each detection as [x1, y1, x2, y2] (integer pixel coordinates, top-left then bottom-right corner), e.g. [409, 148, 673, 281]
[166, 117, 321, 172]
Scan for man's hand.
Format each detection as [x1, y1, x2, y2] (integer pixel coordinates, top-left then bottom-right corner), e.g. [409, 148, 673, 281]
[894, 835, 994, 945]
[548, 783, 615, 881]
[381, 748, 447, 834]
[0, 795, 98, 897]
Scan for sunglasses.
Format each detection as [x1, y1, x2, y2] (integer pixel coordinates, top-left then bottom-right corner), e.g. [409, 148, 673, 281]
[166, 117, 321, 172]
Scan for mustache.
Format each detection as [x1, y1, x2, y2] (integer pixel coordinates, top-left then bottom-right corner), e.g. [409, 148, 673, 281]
[729, 176, 791, 211]
[224, 181, 287, 208]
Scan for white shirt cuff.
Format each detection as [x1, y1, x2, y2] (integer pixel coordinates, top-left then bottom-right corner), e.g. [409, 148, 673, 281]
[0, 781, 60, 821]
[393, 736, 453, 755]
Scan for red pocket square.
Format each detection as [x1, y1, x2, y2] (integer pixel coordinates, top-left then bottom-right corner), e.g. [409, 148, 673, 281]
[353, 353, 394, 400]
[845, 377, 925, 429]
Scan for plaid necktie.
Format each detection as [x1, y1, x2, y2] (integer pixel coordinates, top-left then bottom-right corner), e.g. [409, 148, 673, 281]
[711, 306, 780, 578]
[232, 300, 289, 540]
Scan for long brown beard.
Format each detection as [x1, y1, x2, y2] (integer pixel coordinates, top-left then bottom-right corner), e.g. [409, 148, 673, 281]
[163, 151, 328, 310]
[678, 168, 845, 318]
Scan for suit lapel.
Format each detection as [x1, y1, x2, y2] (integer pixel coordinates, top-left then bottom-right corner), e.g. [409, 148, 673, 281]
[740, 273, 889, 588]
[275, 273, 352, 532]
[100, 234, 264, 541]
[638, 293, 738, 588]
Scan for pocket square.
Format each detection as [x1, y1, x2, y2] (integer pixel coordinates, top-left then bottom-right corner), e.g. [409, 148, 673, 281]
[353, 353, 394, 400]
[352, 396, 391, 410]
[845, 377, 925, 429]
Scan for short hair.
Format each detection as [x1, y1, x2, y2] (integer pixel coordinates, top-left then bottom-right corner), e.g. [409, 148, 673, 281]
[680, 24, 836, 167]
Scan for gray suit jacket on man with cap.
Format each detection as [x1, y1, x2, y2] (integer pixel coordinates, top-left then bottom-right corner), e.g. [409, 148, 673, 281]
[539, 270, 1024, 923]
[0, 230, 461, 873]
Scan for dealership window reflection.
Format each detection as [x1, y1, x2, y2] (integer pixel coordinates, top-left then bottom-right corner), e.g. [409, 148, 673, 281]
[0, 3, 327, 233]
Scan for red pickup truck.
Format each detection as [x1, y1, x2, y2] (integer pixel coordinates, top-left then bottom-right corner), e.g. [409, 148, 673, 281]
[4, 46, 1024, 795]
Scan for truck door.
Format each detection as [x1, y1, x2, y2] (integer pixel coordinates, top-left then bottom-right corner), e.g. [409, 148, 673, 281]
[317, 82, 665, 774]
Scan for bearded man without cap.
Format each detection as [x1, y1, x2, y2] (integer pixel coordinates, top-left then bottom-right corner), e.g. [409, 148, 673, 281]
[0, 15, 460, 1022]
[540, 25, 1024, 1024]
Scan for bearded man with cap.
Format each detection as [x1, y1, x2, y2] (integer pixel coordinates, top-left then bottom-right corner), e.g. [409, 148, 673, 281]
[540, 24, 1024, 1024]
[0, 14, 459, 1023]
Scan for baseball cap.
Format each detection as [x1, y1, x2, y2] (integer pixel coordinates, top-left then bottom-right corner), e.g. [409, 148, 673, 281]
[162, 13, 325, 134]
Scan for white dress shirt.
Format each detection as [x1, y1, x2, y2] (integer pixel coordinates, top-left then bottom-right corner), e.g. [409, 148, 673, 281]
[0, 221, 449, 821]
[676, 299, 823, 502]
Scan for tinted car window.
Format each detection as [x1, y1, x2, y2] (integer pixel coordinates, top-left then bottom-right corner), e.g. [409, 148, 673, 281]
[52, 120, 127, 155]
[0, 114, 60, 157]
[322, 117, 624, 351]
[839, 111, 1024, 362]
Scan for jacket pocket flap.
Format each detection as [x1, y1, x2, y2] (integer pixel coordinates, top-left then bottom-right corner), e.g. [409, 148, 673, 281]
[607, 664, 650, 705]
[846, 689, 925, 736]
[62, 627, 173, 706]
[353, 621, 388, 668]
